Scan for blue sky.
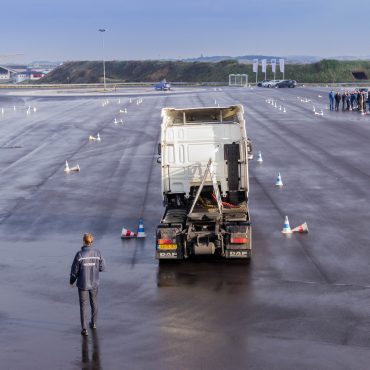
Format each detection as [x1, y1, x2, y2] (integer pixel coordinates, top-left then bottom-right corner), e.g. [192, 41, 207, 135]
[2, 0, 370, 63]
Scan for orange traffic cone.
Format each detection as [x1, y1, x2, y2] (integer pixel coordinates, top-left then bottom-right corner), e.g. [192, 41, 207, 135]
[292, 222, 309, 233]
[121, 227, 137, 238]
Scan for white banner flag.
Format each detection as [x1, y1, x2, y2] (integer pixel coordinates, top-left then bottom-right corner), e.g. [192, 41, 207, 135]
[261, 59, 267, 73]
[271, 59, 276, 73]
[253, 59, 258, 73]
[279, 58, 285, 73]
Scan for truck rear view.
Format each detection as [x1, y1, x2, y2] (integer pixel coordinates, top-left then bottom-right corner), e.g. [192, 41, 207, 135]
[156, 105, 252, 260]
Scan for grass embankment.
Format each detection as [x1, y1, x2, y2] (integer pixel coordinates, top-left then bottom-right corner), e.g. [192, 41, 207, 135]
[39, 59, 370, 84]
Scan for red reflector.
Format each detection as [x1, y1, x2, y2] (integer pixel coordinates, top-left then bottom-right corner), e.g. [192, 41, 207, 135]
[231, 238, 247, 244]
[158, 239, 174, 245]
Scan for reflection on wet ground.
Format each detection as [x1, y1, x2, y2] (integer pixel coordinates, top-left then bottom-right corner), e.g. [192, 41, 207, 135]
[157, 258, 252, 288]
[81, 331, 101, 370]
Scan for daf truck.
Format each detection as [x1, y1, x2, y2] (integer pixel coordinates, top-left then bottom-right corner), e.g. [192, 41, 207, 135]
[156, 104, 252, 260]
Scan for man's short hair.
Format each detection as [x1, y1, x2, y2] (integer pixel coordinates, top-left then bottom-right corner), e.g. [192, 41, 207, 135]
[83, 233, 94, 246]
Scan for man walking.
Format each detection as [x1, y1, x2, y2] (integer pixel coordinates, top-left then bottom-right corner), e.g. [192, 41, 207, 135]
[70, 233, 105, 336]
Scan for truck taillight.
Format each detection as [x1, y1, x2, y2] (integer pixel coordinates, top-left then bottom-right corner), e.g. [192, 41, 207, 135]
[230, 237, 248, 244]
[158, 239, 175, 245]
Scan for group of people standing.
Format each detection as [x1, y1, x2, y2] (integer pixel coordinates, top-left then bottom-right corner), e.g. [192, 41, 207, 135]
[329, 90, 369, 114]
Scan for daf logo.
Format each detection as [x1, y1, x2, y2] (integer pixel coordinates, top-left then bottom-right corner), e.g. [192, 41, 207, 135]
[159, 252, 177, 258]
[229, 251, 248, 257]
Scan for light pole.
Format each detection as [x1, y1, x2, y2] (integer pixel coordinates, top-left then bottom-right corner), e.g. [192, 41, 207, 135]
[98, 28, 106, 91]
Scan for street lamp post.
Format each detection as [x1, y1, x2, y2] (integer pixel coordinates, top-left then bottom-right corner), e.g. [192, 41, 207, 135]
[98, 28, 106, 91]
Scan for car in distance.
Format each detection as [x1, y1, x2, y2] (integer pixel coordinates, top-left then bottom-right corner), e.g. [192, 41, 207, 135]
[155, 80, 171, 91]
[276, 79, 297, 88]
[267, 80, 283, 88]
[257, 79, 270, 87]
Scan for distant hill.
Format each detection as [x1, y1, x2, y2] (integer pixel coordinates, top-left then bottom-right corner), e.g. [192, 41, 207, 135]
[38, 59, 370, 84]
[182, 55, 321, 64]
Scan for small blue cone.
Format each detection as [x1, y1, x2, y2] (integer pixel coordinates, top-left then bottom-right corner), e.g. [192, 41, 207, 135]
[282, 216, 292, 234]
[137, 218, 146, 238]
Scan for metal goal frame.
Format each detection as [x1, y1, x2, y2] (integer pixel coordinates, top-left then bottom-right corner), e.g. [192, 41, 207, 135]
[228, 74, 248, 87]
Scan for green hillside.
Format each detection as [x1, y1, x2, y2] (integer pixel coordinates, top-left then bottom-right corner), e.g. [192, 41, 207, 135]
[39, 59, 370, 84]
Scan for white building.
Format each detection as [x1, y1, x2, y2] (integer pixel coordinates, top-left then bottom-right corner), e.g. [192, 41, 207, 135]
[0, 66, 16, 81]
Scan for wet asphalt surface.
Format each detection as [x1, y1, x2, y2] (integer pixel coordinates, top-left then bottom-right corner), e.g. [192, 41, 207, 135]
[1, 86, 370, 369]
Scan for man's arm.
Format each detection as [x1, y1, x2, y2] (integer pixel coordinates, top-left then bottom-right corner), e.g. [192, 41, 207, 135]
[99, 254, 106, 272]
[70, 253, 80, 285]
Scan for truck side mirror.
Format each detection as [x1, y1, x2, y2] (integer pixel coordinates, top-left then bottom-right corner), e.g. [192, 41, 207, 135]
[157, 143, 161, 155]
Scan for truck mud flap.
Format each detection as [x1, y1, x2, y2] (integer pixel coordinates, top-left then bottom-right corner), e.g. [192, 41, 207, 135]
[225, 249, 251, 258]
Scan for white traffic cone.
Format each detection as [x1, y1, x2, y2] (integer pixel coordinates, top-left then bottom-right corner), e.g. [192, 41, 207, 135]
[121, 227, 137, 238]
[124, 108, 127, 114]
[313, 106, 316, 113]
[283, 107, 286, 113]
[282, 216, 292, 234]
[292, 222, 309, 233]
[33, 107, 37, 112]
[114, 118, 118, 124]
[64, 160, 70, 173]
[97, 133, 101, 141]
[275, 172, 283, 186]
[69, 164, 80, 172]
[129, 98, 132, 103]
[279, 105, 282, 111]
[137, 218, 146, 238]
[257, 151, 263, 163]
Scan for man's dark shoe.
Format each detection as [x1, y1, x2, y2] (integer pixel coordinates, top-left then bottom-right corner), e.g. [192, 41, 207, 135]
[81, 329, 88, 336]
[89, 322, 96, 329]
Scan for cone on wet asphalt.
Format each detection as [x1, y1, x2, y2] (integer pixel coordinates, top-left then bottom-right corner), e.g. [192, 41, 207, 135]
[275, 172, 283, 187]
[282, 216, 292, 234]
[137, 218, 146, 238]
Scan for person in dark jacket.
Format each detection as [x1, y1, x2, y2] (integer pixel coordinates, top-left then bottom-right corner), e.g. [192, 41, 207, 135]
[358, 92, 363, 113]
[70, 233, 105, 336]
[341, 92, 346, 111]
[335, 92, 341, 111]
